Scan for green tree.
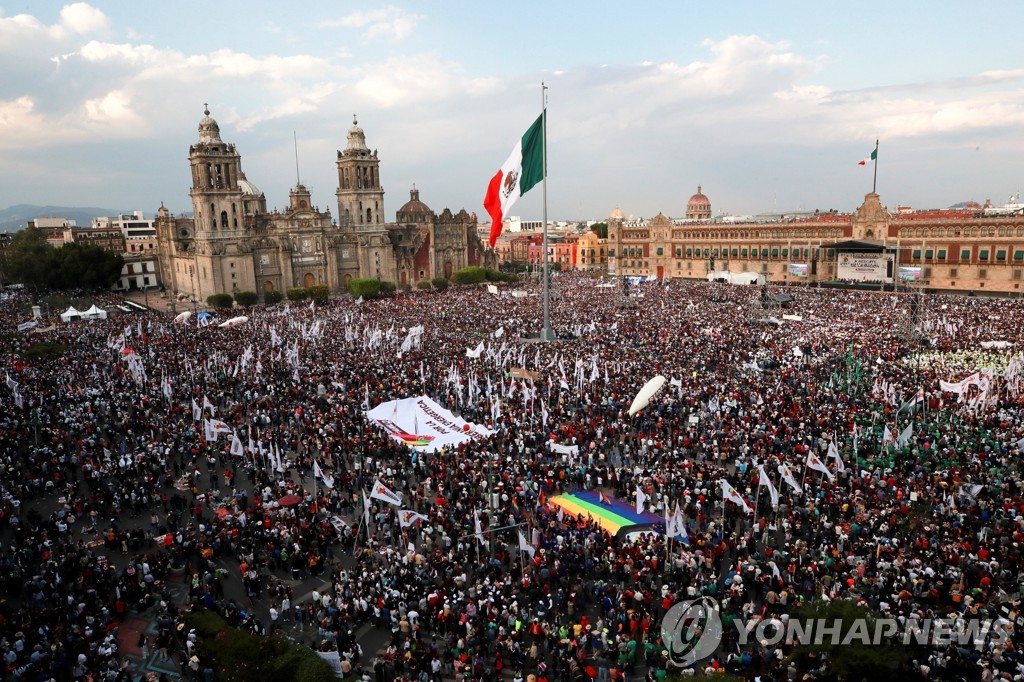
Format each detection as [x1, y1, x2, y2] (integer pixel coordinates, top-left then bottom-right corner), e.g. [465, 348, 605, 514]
[53, 242, 124, 289]
[186, 609, 334, 682]
[206, 293, 233, 309]
[452, 266, 486, 285]
[431, 276, 449, 291]
[307, 284, 330, 303]
[783, 599, 907, 680]
[233, 290, 258, 306]
[4, 227, 56, 289]
[286, 287, 309, 301]
[416, 278, 432, 291]
[591, 222, 608, 239]
[378, 280, 397, 296]
[263, 290, 284, 304]
[347, 278, 380, 299]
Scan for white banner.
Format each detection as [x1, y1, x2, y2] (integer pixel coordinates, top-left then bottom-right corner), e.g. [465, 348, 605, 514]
[365, 395, 494, 452]
[837, 252, 893, 282]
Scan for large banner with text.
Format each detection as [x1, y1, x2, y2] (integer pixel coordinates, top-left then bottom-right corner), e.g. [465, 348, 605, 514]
[365, 395, 494, 452]
[837, 252, 894, 282]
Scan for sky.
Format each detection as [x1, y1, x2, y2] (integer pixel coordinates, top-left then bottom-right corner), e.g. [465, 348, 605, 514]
[3, 1, 1024, 223]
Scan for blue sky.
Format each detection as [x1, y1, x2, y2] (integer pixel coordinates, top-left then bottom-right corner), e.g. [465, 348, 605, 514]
[2, 2, 1024, 222]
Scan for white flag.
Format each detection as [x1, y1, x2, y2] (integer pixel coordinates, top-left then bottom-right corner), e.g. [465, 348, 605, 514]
[883, 425, 894, 445]
[230, 432, 244, 457]
[398, 509, 427, 528]
[827, 439, 845, 472]
[207, 418, 232, 434]
[635, 486, 648, 514]
[192, 398, 202, 421]
[518, 530, 536, 558]
[896, 424, 914, 447]
[757, 466, 779, 508]
[805, 451, 834, 480]
[474, 509, 486, 546]
[721, 480, 752, 514]
[466, 341, 485, 359]
[493, 326, 504, 338]
[313, 460, 335, 489]
[362, 489, 371, 526]
[370, 479, 402, 506]
[202, 395, 216, 416]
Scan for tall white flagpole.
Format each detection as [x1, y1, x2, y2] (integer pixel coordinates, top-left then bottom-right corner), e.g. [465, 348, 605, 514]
[541, 82, 552, 342]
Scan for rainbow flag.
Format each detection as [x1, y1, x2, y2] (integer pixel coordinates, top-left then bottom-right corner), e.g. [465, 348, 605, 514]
[549, 490, 662, 537]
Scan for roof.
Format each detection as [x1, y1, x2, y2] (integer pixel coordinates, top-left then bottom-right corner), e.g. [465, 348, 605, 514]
[821, 239, 895, 252]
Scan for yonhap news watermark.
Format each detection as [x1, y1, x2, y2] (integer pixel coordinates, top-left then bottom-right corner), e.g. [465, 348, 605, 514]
[661, 597, 1016, 666]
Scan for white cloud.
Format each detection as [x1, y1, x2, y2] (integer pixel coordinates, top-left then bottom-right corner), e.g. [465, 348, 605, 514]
[56, 3, 108, 35]
[319, 6, 420, 43]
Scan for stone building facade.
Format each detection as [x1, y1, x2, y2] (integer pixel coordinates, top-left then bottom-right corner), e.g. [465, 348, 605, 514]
[607, 189, 1024, 295]
[155, 109, 488, 301]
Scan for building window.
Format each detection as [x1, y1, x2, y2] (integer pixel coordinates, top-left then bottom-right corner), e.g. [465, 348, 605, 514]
[937, 250, 946, 259]
[675, 248, 682, 256]
[608, 249, 615, 256]
[731, 249, 738, 257]
[761, 248, 768, 257]
[925, 249, 933, 259]
[997, 250, 1007, 260]
[950, 268, 958, 278]
[826, 249, 835, 257]
[979, 269, 987, 279]
[781, 249, 789, 257]
[741, 249, 747, 257]
[1014, 270, 1022, 281]
[912, 250, 921, 259]
[685, 248, 692, 256]
[979, 249, 989, 260]
[961, 249, 971, 260]
[1015, 250, 1024, 261]
[656, 248, 663, 256]
[771, 248, 779, 257]
[923, 267, 932, 278]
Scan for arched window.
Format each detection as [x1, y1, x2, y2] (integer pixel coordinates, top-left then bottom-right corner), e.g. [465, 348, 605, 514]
[221, 211, 228, 228]
[366, 208, 372, 223]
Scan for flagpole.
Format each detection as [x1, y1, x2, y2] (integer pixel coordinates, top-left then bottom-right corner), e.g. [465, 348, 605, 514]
[872, 139, 879, 194]
[540, 82, 552, 343]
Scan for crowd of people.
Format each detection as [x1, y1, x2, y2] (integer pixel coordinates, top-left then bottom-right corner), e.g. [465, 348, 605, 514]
[0, 273, 1022, 682]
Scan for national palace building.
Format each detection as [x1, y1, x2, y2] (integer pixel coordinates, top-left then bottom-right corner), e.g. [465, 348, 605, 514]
[604, 186, 1024, 295]
[155, 108, 488, 302]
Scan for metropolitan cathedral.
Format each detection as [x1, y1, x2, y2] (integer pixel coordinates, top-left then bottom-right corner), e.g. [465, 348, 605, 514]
[155, 107, 488, 301]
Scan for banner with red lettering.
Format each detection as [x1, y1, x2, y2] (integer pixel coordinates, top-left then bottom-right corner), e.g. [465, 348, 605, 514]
[365, 395, 494, 452]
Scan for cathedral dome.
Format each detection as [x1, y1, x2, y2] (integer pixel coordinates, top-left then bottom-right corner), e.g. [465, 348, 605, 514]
[688, 185, 709, 208]
[198, 105, 222, 145]
[609, 207, 625, 220]
[238, 172, 261, 197]
[397, 188, 431, 223]
[399, 188, 430, 214]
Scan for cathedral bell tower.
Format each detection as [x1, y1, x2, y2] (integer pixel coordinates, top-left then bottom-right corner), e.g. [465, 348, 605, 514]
[188, 105, 245, 236]
[335, 115, 385, 230]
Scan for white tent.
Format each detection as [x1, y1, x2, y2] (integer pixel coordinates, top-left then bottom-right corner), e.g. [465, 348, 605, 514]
[59, 306, 82, 322]
[706, 271, 765, 285]
[81, 305, 108, 320]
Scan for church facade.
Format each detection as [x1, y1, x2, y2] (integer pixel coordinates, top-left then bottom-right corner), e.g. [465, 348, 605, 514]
[154, 109, 488, 302]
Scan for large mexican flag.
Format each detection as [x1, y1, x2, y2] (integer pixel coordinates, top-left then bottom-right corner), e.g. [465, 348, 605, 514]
[483, 114, 545, 247]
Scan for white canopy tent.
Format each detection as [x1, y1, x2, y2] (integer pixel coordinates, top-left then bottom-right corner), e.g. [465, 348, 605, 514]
[81, 305, 108, 320]
[59, 306, 82, 322]
[706, 271, 765, 285]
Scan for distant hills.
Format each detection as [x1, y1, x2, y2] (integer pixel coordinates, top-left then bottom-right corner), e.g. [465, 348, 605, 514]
[0, 204, 119, 233]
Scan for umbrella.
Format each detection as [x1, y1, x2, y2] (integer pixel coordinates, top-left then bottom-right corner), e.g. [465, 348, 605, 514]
[120, 348, 135, 355]
[196, 312, 213, 319]
[278, 494, 302, 507]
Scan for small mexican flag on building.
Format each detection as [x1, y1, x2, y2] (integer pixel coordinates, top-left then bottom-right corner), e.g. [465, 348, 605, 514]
[483, 114, 545, 247]
[857, 148, 877, 166]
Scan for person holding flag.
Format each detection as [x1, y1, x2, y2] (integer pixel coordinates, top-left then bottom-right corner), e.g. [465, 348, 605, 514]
[806, 450, 835, 481]
[721, 480, 752, 515]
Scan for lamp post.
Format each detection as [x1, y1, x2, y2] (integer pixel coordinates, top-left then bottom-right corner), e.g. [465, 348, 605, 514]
[189, 265, 198, 313]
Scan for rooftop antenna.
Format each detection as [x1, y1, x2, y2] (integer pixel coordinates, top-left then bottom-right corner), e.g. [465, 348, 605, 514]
[293, 131, 301, 186]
